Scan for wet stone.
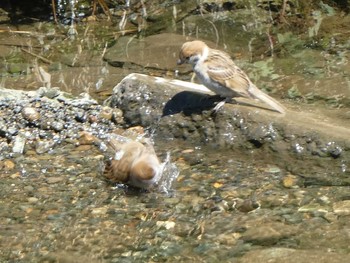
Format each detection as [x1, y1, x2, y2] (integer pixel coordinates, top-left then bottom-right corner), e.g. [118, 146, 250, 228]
[40, 118, 55, 130]
[241, 222, 299, 246]
[234, 199, 260, 213]
[112, 108, 124, 124]
[27, 197, 39, 203]
[333, 200, 350, 216]
[0, 159, 15, 171]
[7, 125, 18, 136]
[282, 174, 300, 188]
[35, 140, 56, 154]
[91, 207, 108, 215]
[12, 134, 26, 154]
[45, 177, 65, 184]
[39, 87, 60, 99]
[79, 132, 99, 145]
[238, 248, 350, 263]
[298, 203, 330, 214]
[75, 109, 88, 122]
[23, 185, 34, 192]
[99, 106, 113, 120]
[51, 121, 65, 132]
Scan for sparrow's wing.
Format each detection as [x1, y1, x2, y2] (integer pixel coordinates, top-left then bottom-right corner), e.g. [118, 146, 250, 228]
[106, 142, 145, 183]
[108, 159, 130, 182]
[205, 50, 251, 97]
[205, 50, 286, 114]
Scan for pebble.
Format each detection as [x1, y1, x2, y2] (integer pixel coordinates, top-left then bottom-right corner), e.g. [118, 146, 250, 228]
[46, 177, 65, 184]
[241, 222, 298, 245]
[91, 207, 108, 215]
[282, 174, 299, 188]
[79, 131, 99, 145]
[51, 121, 65, 132]
[112, 108, 124, 124]
[1, 160, 15, 171]
[234, 198, 260, 213]
[27, 197, 39, 203]
[36, 140, 56, 154]
[99, 106, 113, 120]
[22, 107, 40, 122]
[298, 204, 329, 214]
[12, 134, 26, 154]
[10, 172, 20, 178]
[156, 221, 176, 230]
[333, 200, 350, 216]
[266, 166, 281, 174]
[75, 109, 88, 122]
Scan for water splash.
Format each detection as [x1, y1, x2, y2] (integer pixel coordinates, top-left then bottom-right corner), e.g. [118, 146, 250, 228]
[157, 151, 180, 194]
[341, 162, 347, 173]
[67, 0, 78, 39]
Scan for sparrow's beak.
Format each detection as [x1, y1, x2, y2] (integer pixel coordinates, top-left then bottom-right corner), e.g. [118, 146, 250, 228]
[177, 58, 184, 65]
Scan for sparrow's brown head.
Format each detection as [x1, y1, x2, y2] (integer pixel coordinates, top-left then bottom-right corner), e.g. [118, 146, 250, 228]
[130, 160, 158, 181]
[177, 40, 208, 65]
[105, 139, 162, 189]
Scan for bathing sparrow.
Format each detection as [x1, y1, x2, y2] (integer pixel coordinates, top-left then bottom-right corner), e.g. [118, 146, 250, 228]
[177, 40, 286, 114]
[106, 139, 162, 189]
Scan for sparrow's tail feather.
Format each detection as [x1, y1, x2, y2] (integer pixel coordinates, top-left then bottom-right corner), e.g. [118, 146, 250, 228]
[248, 84, 286, 114]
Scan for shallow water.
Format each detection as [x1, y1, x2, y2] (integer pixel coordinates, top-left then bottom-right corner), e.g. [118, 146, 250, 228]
[1, 138, 350, 262]
[1, 1, 350, 262]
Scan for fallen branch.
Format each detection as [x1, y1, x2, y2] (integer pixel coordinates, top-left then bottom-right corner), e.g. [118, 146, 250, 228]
[21, 48, 53, 64]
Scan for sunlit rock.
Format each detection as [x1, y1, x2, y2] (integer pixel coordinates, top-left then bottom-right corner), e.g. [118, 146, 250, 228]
[22, 107, 40, 122]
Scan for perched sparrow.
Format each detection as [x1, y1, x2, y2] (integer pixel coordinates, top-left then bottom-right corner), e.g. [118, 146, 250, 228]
[106, 140, 162, 189]
[177, 40, 286, 114]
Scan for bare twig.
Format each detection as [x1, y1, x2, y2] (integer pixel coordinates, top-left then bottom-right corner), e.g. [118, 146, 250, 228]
[199, 7, 219, 46]
[97, 0, 112, 21]
[278, 0, 290, 25]
[0, 30, 34, 34]
[52, 0, 58, 23]
[21, 48, 53, 64]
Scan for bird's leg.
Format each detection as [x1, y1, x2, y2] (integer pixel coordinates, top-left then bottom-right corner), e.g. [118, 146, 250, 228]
[190, 72, 196, 83]
[213, 100, 226, 112]
[213, 97, 233, 112]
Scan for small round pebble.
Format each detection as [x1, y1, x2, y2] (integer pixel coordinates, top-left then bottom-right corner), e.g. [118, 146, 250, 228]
[22, 107, 40, 122]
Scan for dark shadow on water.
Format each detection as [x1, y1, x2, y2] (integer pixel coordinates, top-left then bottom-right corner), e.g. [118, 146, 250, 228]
[0, 0, 53, 24]
[104, 179, 150, 195]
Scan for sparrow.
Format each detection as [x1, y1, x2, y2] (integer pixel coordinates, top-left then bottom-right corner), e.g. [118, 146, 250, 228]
[177, 40, 286, 114]
[105, 139, 162, 189]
